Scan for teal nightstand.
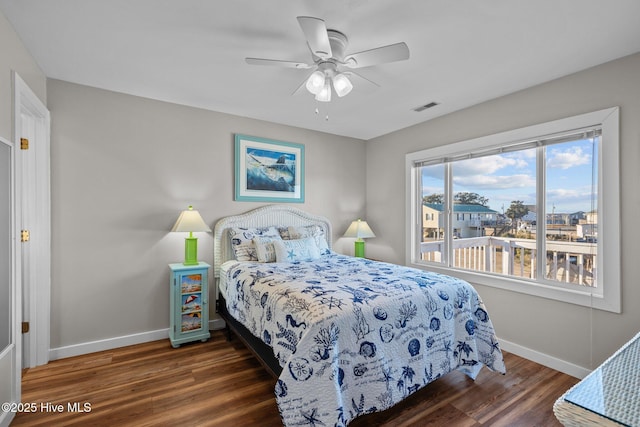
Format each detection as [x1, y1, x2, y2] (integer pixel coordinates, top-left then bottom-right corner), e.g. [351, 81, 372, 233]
[169, 262, 211, 347]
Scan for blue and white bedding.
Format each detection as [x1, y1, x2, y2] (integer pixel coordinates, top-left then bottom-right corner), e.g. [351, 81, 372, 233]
[222, 252, 506, 427]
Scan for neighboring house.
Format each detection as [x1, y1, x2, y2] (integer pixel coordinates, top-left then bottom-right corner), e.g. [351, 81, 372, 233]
[423, 203, 498, 239]
[548, 212, 571, 225]
[523, 210, 585, 226]
[577, 210, 598, 240]
[569, 211, 586, 225]
[522, 211, 536, 223]
[522, 205, 536, 223]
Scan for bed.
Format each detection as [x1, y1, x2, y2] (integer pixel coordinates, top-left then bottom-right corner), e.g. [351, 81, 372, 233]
[213, 205, 506, 427]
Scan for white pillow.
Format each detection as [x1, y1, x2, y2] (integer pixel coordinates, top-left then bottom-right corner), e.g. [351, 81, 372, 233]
[253, 235, 283, 263]
[286, 225, 329, 254]
[228, 226, 280, 262]
[273, 237, 321, 262]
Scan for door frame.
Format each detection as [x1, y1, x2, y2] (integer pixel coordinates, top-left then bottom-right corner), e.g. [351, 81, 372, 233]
[0, 135, 16, 427]
[13, 72, 51, 368]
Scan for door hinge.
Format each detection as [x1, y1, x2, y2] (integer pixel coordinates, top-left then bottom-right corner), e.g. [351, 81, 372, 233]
[20, 138, 29, 150]
[22, 322, 29, 334]
[21, 230, 30, 242]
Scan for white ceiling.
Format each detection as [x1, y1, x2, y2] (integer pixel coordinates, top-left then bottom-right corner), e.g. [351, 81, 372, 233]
[2, 1, 640, 140]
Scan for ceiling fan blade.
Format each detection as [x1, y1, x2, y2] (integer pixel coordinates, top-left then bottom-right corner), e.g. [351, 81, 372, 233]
[343, 71, 380, 88]
[344, 42, 410, 68]
[297, 16, 332, 59]
[291, 73, 311, 96]
[245, 57, 312, 69]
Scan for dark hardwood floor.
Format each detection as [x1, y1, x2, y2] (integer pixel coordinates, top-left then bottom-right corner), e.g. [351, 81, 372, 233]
[11, 329, 578, 426]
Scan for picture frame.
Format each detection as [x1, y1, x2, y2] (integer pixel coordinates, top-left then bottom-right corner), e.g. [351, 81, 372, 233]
[234, 134, 305, 203]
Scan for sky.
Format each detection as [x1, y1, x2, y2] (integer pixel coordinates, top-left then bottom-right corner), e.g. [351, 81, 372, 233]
[421, 138, 598, 215]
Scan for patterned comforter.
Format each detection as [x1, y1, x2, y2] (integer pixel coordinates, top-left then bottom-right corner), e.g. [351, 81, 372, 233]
[222, 252, 506, 426]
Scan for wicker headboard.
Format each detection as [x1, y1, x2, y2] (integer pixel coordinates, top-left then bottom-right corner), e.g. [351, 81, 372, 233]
[213, 204, 332, 278]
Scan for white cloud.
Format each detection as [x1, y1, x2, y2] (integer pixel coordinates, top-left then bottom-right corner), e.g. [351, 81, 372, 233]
[455, 155, 529, 176]
[546, 186, 597, 212]
[547, 187, 597, 202]
[547, 146, 591, 170]
[455, 173, 535, 189]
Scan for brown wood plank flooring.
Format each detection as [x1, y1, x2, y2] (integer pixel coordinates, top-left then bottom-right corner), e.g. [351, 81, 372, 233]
[11, 329, 578, 426]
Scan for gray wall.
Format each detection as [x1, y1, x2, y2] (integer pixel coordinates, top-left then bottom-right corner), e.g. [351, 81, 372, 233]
[366, 52, 640, 370]
[0, 11, 46, 140]
[47, 79, 366, 349]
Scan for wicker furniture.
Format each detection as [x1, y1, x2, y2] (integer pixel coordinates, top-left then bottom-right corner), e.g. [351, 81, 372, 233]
[213, 205, 332, 377]
[554, 331, 640, 426]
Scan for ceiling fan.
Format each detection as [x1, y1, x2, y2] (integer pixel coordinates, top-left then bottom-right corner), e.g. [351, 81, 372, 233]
[245, 16, 410, 102]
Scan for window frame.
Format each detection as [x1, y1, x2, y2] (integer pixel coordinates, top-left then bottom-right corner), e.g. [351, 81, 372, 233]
[405, 107, 620, 313]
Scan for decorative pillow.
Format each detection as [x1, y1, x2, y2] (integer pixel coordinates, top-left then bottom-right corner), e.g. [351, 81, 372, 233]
[273, 237, 321, 263]
[253, 235, 283, 263]
[286, 225, 330, 254]
[228, 226, 280, 262]
[277, 226, 292, 240]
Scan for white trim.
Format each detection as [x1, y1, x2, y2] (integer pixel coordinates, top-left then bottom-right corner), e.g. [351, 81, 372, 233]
[406, 107, 620, 313]
[13, 72, 51, 367]
[498, 337, 590, 379]
[209, 316, 226, 331]
[406, 108, 616, 162]
[0, 135, 16, 427]
[49, 329, 170, 360]
[45, 327, 589, 386]
[49, 320, 226, 360]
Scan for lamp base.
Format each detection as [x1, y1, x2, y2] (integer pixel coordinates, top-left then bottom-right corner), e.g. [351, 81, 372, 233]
[354, 240, 365, 258]
[183, 237, 199, 265]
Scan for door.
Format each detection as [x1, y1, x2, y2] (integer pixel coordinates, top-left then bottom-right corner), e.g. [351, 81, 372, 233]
[0, 137, 16, 427]
[0, 72, 50, 426]
[14, 73, 50, 369]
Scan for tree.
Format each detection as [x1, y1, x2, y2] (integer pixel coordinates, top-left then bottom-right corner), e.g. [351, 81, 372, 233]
[454, 192, 489, 206]
[423, 193, 443, 204]
[424, 192, 490, 206]
[505, 201, 529, 231]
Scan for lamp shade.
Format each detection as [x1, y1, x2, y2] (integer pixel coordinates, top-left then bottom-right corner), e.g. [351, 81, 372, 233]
[332, 73, 353, 97]
[171, 206, 211, 233]
[343, 219, 376, 239]
[315, 80, 332, 102]
[343, 219, 375, 258]
[172, 206, 210, 265]
[305, 70, 326, 95]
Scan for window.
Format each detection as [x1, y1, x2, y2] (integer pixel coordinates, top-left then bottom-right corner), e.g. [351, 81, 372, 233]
[406, 108, 620, 312]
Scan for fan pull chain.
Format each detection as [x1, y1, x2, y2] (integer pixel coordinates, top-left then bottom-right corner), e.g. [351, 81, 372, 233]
[314, 107, 329, 121]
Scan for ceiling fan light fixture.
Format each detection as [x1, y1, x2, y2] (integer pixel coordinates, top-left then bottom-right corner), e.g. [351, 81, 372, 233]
[332, 73, 353, 97]
[305, 70, 326, 95]
[246, 16, 411, 104]
[315, 80, 331, 102]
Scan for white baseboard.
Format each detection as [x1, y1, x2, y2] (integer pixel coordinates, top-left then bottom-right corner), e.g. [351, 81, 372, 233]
[0, 411, 14, 427]
[49, 329, 170, 360]
[49, 317, 227, 361]
[48, 322, 587, 380]
[210, 316, 226, 330]
[498, 337, 591, 379]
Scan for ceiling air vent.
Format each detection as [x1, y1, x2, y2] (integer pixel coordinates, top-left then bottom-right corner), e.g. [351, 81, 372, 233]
[413, 102, 439, 112]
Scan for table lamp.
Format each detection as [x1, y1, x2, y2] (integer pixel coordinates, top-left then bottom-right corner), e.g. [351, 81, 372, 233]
[343, 219, 376, 258]
[171, 205, 211, 265]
